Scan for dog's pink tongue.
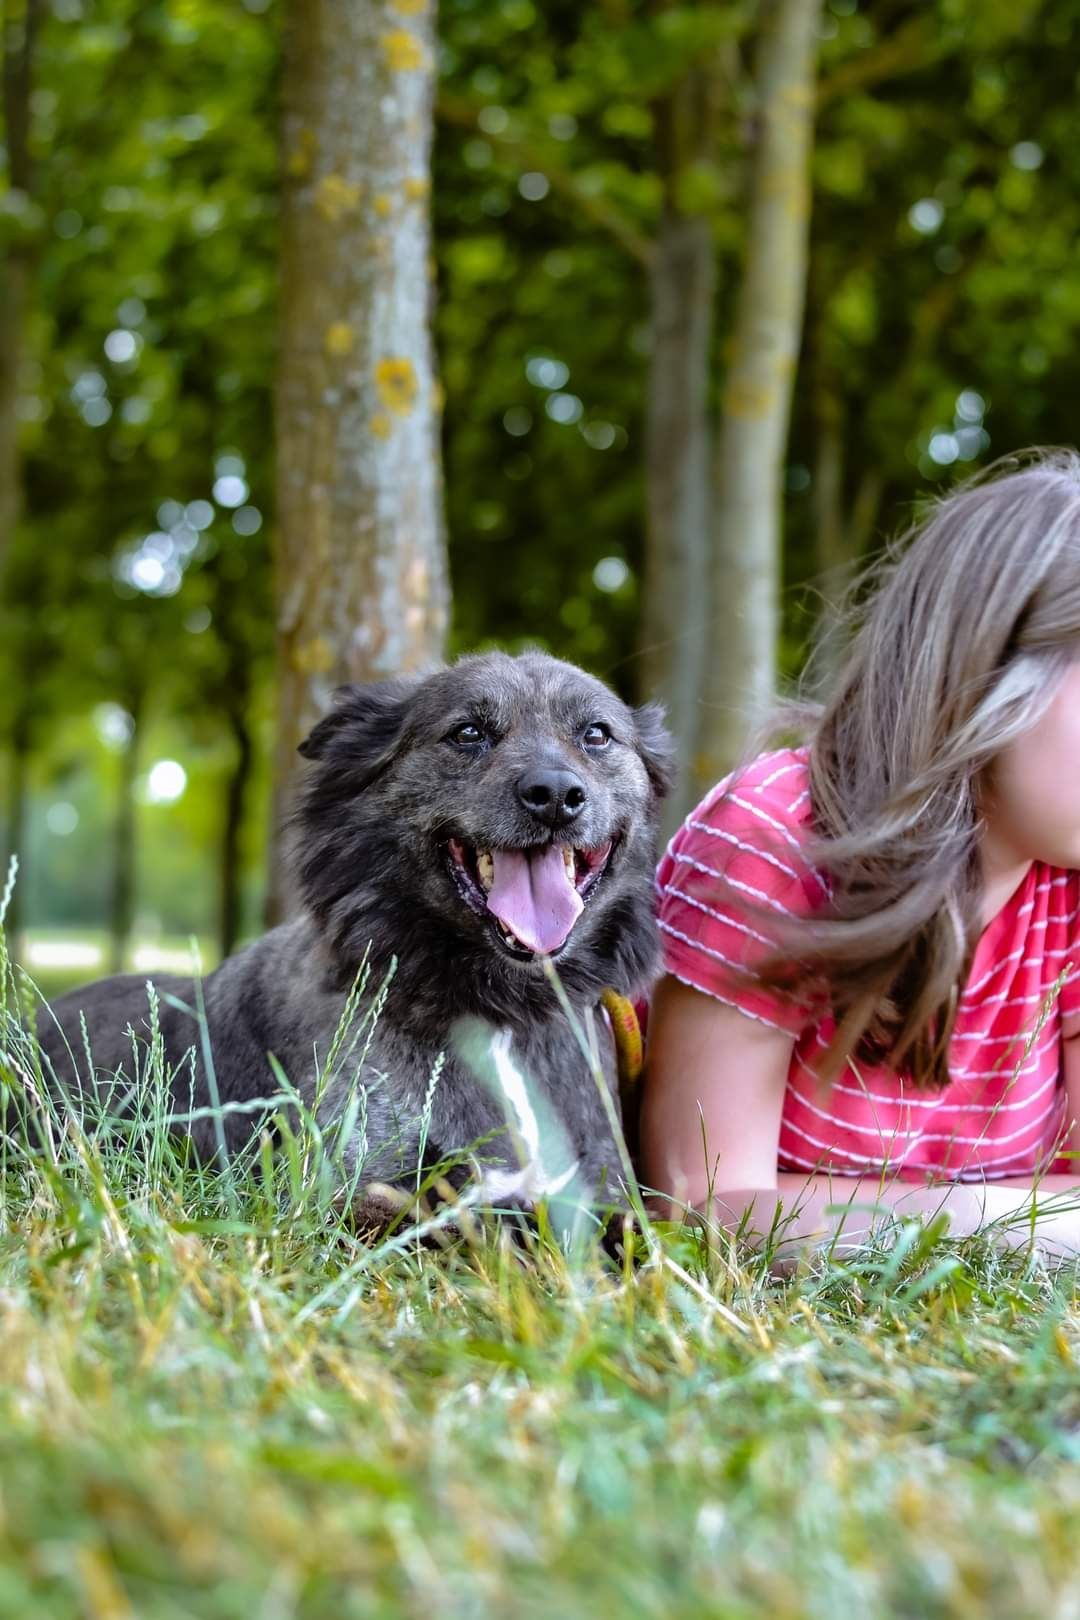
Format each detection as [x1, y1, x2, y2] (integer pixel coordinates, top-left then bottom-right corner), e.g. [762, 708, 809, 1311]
[486, 847, 584, 954]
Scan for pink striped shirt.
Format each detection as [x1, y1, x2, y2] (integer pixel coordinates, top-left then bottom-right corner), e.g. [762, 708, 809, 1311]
[653, 746, 1080, 1182]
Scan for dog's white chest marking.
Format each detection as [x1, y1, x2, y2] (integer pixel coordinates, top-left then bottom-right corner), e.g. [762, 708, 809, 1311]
[474, 1027, 581, 1205]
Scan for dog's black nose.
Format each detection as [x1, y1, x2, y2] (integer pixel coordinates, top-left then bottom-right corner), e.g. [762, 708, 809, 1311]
[517, 767, 587, 829]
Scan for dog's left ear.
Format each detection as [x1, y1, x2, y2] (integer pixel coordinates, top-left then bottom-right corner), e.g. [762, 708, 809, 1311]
[632, 701, 676, 799]
[298, 676, 422, 788]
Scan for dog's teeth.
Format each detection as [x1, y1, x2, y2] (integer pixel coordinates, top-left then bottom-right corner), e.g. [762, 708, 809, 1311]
[476, 849, 494, 892]
[562, 846, 576, 881]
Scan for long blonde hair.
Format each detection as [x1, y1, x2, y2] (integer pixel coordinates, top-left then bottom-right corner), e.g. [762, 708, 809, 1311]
[722, 447, 1080, 1090]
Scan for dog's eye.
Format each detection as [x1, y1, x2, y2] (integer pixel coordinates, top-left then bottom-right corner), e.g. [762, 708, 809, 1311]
[448, 723, 485, 748]
[583, 723, 611, 749]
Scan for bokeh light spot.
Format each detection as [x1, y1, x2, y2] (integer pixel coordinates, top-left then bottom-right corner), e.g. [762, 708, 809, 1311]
[45, 802, 79, 837]
[1010, 141, 1044, 171]
[581, 421, 616, 450]
[186, 500, 214, 531]
[232, 505, 263, 535]
[94, 704, 135, 750]
[908, 198, 944, 234]
[593, 557, 629, 593]
[213, 474, 249, 508]
[146, 761, 187, 804]
[928, 432, 959, 465]
[525, 356, 569, 389]
[519, 172, 550, 201]
[545, 392, 583, 425]
[503, 406, 532, 436]
[954, 389, 985, 423]
[104, 329, 138, 363]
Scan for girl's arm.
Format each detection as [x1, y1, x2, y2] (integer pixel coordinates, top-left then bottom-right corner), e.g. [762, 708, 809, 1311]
[1060, 1024, 1080, 1160]
[639, 975, 1080, 1265]
[716, 1173, 1080, 1265]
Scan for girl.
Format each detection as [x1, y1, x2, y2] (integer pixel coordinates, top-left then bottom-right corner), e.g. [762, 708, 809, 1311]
[640, 449, 1080, 1264]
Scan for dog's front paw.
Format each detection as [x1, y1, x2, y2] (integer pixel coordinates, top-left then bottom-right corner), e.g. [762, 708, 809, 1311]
[348, 1183, 413, 1239]
[470, 1156, 581, 1209]
[599, 1207, 647, 1270]
[346, 1181, 462, 1249]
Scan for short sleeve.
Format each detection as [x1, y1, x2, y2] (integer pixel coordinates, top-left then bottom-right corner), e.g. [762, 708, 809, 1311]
[1055, 871, 1080, 1032]
[654, 750, 828, 1037]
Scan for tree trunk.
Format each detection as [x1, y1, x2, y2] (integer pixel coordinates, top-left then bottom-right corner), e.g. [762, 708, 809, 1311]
[695, 0, 822, 799]
[640, 53, 717, 840]
[108, 697, 140, 976]
[0, 0, 42, 578]
[1, 0, 42, 966]
[3, 705, 30, 959]
[220, 704, 253, 961]
[0, 251, 29, 579]
[808, 364, 848, 692]
[269, 0, 450, 921]
[809, 396, 884, 695]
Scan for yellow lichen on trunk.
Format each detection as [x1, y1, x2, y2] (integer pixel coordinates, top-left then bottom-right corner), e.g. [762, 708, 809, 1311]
[270, 0, 450, 919]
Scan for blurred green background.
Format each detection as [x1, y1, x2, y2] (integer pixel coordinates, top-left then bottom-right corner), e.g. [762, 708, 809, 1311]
[2, 0, 1078, 994]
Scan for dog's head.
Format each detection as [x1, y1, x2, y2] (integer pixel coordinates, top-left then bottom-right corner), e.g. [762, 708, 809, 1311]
[294, 650, 674, 996]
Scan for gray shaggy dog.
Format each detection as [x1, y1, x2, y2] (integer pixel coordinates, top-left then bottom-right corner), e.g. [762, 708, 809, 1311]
[38, 651, 673, 1222]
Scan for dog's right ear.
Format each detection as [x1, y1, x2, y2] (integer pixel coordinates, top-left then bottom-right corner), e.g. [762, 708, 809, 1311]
[298, 676, 421, 788]
[632, 700, 677, 799]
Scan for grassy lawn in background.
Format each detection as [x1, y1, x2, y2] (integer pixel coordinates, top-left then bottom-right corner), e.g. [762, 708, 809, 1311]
[3, 938, 1080, 1619]
[19, 929, 221, 1003]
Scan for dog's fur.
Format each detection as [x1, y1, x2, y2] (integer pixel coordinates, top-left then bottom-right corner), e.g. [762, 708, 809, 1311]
[37, 651, 673, 1213]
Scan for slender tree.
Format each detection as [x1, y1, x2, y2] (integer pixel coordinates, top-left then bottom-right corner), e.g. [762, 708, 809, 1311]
[0, 0, 41, 575]
[107, 690, 141, 976]
[695, 0, 822, 797]
[640, 42, 719, 837]
[0, 0, 42, 951]
[271, 0, 451, 917]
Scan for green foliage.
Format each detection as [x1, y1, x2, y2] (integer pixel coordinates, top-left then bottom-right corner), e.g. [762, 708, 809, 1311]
[4, 0, 1080, 936]
[2, 0, 276, 938]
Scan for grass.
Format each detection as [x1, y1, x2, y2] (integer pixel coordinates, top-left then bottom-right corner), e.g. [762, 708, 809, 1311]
[3, 887, 1080, 1616]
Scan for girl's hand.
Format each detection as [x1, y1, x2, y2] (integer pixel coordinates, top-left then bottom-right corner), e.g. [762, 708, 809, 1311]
[639, 974, 1080, 1266]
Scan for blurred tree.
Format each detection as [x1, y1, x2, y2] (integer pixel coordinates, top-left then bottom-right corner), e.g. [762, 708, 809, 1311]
[435, 0, 733, 829]
[0, 535, 70, 955]
[170, 522, 271, 959]
[379, 0, 1080, 823]
[789, 0, 1065, 687]
[696, 0, 822, 799]
[271, 0, 451, 917]
[0, 0, 43, 956]
[3, 0, 277, 952]
[0, 0, 42, 576]
[4, 0, 1080, 960]
[639, 6, 733, 834]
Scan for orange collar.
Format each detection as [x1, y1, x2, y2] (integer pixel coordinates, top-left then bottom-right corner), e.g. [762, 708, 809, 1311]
[599, 987, 644, 1088]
